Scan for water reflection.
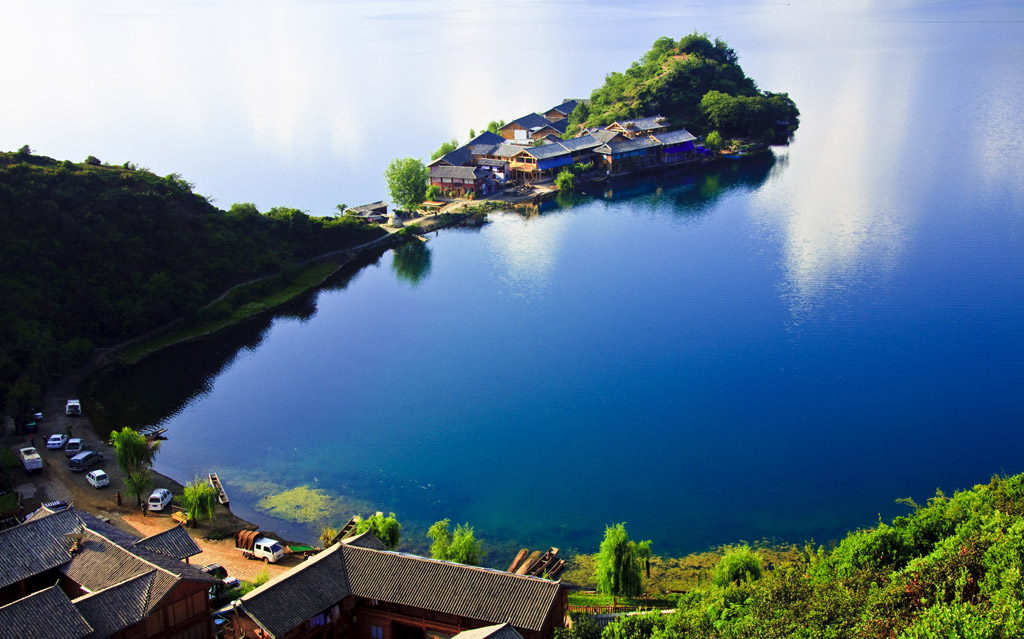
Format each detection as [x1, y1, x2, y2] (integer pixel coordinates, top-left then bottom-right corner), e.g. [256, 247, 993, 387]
[391, 240, 433, 286]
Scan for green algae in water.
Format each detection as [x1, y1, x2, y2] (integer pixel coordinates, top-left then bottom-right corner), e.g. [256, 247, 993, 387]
[253, 485, 377, 525]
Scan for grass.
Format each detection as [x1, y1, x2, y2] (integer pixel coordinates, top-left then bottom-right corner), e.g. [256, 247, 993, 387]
[0, 491, 20, 515]
[116, 260, 342, 364]
[0, 448, 17, 469]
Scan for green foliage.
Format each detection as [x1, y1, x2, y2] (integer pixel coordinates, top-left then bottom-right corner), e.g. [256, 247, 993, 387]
[704, 130, 724, 152]
[124, 469, 153, 507]
[427, 518, 482, 565]
[468, 128, 476, 139]
[595, 523, 651, 598]
[602, 611, 665, 639]
[595, 474, 1024, 639]
[0, 447, 17, 469]
[355, 512, 403, 549]
[712, 545, 763, 587]
[555, 169, 575, 192]
[181, 475, 217, 521]
[425, 184, 442, 200]
[430, 138, 459, 161]
[555, 613, 602, 639]
[111, 427, 159, 476]
[579, 34, 797, 137]
[384, 157, 428, 211]
[84, 155, 101, 166]
[16, 145, 31, 157]
[0, 152, 385, 407]
[486, 120, 505, 134]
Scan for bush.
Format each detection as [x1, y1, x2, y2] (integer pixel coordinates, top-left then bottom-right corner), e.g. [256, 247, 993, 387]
[713, 545, 763, 587]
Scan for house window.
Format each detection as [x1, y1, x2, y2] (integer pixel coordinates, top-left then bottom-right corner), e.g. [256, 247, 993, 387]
[310, 613, 326, 628]
[372, 625, 384, 639]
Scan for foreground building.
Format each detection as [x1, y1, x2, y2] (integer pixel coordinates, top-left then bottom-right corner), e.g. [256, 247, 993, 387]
[227, 532, 567, 639]
[0, 506, 219, 639]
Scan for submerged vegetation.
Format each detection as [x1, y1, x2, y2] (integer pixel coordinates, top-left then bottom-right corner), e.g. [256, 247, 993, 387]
[564, 473, 1024, 638]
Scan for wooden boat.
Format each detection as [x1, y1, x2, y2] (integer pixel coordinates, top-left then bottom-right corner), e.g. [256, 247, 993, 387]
[208, 472, 229, 505]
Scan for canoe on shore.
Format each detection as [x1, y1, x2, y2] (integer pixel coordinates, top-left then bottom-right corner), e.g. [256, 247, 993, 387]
[208, 472, 229, 505]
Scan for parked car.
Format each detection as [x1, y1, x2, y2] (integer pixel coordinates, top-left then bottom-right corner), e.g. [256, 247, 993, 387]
[65, 399, 81, 416]
[86, 469, 110, 489]
[65, 438, 84, 457]
[148, 488, 172, 511]
[69, 451, 103, 472]
[46, 434, 68, 450]
[20, 447, 42, 474]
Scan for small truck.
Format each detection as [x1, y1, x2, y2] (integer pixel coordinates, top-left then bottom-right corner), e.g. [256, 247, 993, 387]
[235, 530, 285, 563]
[65, 399, 82, 416]
[20, 447, 43, 474]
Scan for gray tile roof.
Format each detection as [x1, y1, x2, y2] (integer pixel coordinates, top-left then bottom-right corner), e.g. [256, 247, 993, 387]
[134, 524, 202, 560]
[340, 531, 387, 550]
[545, 100, 578, 117]
[240, 543, 352, 638]
[487, 144, 527, 159]
[558, 135, 604, 152]
[239, 544, 563, 638]
[347, 201, 388, 215]
[504, 113, 550, 131]
[593, 136, 663, 155]
[73, 571, 161, 639]
[454, 623, 524, 639]
[340, 545, 561, 632]
[0, 585, 93, 639]
[524, 144, 571, 160]
[0, 508, 80, 589]
[651, 129, 696, 145]
[608, 115, 669, 132]
[431, 165, 488, 180]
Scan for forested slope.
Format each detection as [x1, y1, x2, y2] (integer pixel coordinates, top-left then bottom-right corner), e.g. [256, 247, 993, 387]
[0, 149, 384, 420]
[567, 34, 800, 141]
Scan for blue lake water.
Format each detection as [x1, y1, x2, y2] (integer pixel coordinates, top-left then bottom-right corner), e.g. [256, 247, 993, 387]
[66, 1, 1024, 561]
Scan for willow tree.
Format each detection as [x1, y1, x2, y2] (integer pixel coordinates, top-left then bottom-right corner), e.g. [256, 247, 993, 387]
[181, 475, 218, 522]
[355, 512, 403, 550]
[112, 427, 160, 506]
[594, 523, 651, 601]
[427, 518, 482, 566]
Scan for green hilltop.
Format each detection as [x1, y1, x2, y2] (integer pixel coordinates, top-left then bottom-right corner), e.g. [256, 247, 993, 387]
[0, 148, 384, 419]
[567, 34, 799, 142]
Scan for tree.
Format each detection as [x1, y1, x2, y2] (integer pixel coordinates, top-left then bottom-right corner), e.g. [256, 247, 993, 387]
[594, 523, 650, 600]
[355, 512, 402, 549]
[468, 128, 476, 139]
[712, 545, 763, 587]
[124, 469, 153, 507]
[486, 120, 505, 134]
[427, 518, 482, 565]
[430, 138, 458, 161]
[16, 144, 31, 157]
[335, 203, 348, 215]
[704, 130, 725, 152]
[555, 169, 575, 192]
[181, 475, 218, 521]
[384, 157, 428, 212]
[84, 155, 101, 166]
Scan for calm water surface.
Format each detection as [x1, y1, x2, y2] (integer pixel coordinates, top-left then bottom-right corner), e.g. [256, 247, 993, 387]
[61, 1, 1024, 560]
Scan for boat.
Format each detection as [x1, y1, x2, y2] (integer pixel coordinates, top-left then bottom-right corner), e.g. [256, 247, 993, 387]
[208, 472, 229, 505]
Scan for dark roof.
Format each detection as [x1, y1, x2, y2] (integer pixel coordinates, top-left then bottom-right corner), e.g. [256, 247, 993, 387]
[0, 508, 80, 589]
[475, 158, 509, 168]
[651, 129, 696, 145]
[469, 131, 505, 146]
[523, 144, 571, 160]
[435, 145, 474, 167]
[545, 100, 578, 117]
[0, 585, 93, 639]
[502, 113, 550, 131]
[347, 201, 388, 215]
[240, 544, 562, 638]
[558, 135, 604, 152]
[589, 130, 620, 144]
[340, 531, 388, 550]
[486, 144, 526, 159]
[540, 119, 568, 135]
[73, 572, 162, 639]
[454, 623, 524, 639]
[607, 115, 669, 133]
[431, 165, 488, 180]
[594, 136, 662, 155]
[240, 543, 351, 638]
[341, 545, 561, 631]
[134, 524, 202, 560]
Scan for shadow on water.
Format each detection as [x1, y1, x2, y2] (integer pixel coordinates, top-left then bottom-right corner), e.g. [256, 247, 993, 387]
[87, 247, 391, 437]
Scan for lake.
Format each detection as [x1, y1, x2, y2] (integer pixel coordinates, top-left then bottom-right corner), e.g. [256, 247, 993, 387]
[28, 1, 1024, 560]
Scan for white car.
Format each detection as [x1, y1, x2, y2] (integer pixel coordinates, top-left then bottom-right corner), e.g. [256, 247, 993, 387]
[148, 488, 172, 511]
[86, 469, 110, 489]
[46, 434, 68, 450]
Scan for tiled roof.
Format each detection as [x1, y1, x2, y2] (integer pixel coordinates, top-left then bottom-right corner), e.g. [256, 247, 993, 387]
[431, 165, 488, 180]
[651, 129, 696, 145]
[454, 623, 524, 639]
[347, 201, 388, 215]
[240, 543, 352, 638]
[487, 144, 526, 159]
[73, 572, 159, 639]
[559, 135, 603, 152]
[433, 145, 474, 168]
[469, 131, 505, 146]
[608, 115, 669, 132]
[545, 100, 578, 117]
[524, 144, 571, 160]
[0, 585, 93, 639]
[0, 508, 79, 589]
[589, 130, 620, 144]
[64, 532, 165, 593]
[341, 545, 561, 632]
[594, 136, 663, 155]
[503, 113, 549, 131]
[341, 531, 387, 550]
[240, 543, 563, 637]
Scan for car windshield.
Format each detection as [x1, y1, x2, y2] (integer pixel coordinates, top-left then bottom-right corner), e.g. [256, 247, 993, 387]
[270, 543, 283, 553]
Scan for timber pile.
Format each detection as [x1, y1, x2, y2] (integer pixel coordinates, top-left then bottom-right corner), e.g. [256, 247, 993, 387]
[507, 547, 565, 580]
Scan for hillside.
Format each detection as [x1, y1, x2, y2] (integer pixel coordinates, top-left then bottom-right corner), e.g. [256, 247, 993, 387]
[0, 148, 385, 422]
[565, 473, 1024, 638]
[567, 34, 799, 141]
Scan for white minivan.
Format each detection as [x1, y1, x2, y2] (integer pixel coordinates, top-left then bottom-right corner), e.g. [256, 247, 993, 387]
[148, 488, 172, 511]
[86, 469, 110, 489]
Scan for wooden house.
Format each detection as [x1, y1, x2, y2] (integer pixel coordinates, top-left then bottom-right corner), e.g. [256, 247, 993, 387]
[649, 129, 697, 165]
[591, 134, 663, 176]
[498, 113, 551, 143]
[542, 99, 581, 122]
[227, 533, 567, 639]
[0, 507, 218, 639]
[430, 165, 493, 197]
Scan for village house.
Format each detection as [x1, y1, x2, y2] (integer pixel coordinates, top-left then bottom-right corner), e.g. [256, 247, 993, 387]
[346, 202, 389, 224]
[429, 165, 493, 198]
[226, 532, 567, 639]
[603, 115, 671, 139]
[649, 129, 698, 165]
[0, 506, 219, 639]
[541, 99, 581, 122]
[497, 113, 552, 144]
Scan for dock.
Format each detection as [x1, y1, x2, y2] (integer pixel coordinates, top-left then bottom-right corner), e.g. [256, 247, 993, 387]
[207, 472, 229, 505]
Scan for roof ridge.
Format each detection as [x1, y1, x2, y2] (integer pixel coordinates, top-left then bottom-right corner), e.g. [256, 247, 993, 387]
[345, 545, 561, 585]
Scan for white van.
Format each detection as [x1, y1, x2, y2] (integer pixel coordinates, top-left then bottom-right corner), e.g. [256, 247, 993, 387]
[148, 488, 172, 511]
